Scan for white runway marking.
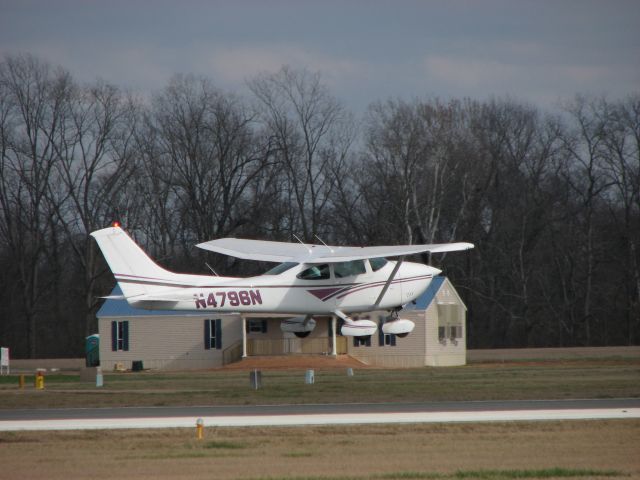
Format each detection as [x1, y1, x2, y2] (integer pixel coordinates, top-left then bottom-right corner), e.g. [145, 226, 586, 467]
[1, 408, 639, 431]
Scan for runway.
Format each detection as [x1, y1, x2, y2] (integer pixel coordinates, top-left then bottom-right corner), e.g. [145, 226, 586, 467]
[1, 398, 639, 431]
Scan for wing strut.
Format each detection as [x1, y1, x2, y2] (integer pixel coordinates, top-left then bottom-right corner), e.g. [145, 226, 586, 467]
[374, 256, 404, 307]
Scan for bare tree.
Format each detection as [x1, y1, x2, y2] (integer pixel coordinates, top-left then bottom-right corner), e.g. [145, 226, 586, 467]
[600, 95, 640, 344]
[0, 54, 71, 357]
[145, 74, 273, 270]
[248, 66, 354, 241]
[561, 96, 613, 345]
[50, 80, 139, 336]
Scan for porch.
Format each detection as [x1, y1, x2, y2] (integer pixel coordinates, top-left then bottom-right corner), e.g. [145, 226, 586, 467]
[247, 336, 348, 356]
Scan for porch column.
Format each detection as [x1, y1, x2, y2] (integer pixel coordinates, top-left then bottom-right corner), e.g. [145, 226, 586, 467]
[242, 316, 247, 357]
[331, 316, 337, 356]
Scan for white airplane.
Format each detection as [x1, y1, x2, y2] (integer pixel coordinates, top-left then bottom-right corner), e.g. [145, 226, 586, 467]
[91, 225, 473, 338]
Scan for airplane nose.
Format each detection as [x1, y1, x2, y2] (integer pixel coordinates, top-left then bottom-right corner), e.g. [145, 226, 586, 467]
[428, 265, 442, 277]
[403, 262, 441, 278]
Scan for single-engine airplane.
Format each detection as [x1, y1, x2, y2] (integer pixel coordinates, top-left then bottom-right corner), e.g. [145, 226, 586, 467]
[91, 225, 473, 338]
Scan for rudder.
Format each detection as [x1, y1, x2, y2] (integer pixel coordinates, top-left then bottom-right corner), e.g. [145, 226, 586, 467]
[91, 226, 175, 299]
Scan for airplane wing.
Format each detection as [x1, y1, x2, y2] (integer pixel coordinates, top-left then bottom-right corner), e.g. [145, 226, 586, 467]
[196, 238, 474, 263]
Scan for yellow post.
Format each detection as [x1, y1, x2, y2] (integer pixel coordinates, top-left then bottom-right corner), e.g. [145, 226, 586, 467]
[18, 374, 24, 389]
[35, 371, 44, 390]
[196, 418, 204, 440]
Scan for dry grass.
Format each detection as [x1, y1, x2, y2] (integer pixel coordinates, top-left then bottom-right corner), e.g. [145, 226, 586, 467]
[0, 420, 638, 480]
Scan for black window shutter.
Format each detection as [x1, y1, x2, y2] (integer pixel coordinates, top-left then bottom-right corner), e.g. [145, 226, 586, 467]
[215, 319, 222, 349]
[204, 319, 211, 350]
[122, 321, 129, 351]
[111, 321, 117, 351]
[261, 320, 267, 333]
[378, 320, 385, 347]
[366, 336, 371, 347]
[390, 334, 396, 346]
[353, 337, 358, 347]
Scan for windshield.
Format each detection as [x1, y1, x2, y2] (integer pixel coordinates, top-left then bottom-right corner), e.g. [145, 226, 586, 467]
[263, 262, 299, 275]
[369, 257, 388, 271]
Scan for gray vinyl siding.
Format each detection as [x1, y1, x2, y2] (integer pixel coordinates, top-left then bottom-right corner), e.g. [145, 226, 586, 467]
[425, 278, 466, 366]
[347, 311, 427, 367]
[99, 314, 243, 370]
[348, 277, 467, 367]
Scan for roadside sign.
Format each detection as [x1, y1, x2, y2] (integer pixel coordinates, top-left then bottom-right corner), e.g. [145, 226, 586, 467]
[0, 347, 9, 374]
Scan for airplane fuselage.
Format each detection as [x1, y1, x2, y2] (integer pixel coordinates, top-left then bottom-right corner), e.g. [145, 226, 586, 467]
[121, 260, 438, 315]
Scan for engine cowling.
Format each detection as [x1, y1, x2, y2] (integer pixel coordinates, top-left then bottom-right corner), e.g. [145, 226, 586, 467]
[341, 319, 377, 337]
[382, 319, 415, 338]
[281, 317, 316, 338]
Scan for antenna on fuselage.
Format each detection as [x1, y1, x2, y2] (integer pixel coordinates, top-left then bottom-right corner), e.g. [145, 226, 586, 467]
[205, 262, 218, 276]
[314, 234, 334, 253]
[292, 234, 312, 254]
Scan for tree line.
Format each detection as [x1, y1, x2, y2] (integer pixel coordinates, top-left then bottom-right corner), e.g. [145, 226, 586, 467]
[1, 54, 638, 358]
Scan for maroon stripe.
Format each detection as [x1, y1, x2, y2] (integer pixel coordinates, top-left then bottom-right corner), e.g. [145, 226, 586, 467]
[115, 273, 431, 294]
[336, 276, 432, 300]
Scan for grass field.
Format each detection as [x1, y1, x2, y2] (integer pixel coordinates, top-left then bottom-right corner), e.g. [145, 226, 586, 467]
[0, 420, 638, 480]
[2, 358, 638, 479]
[0, 358, 638, 409]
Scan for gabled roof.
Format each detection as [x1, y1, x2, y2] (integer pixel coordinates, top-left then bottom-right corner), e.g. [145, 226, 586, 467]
[96, 286, 199, 318]
[404, 276, 447, 311]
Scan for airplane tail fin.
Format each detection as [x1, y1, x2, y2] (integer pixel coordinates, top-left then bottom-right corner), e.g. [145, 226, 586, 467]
[90, 226, 181, 300]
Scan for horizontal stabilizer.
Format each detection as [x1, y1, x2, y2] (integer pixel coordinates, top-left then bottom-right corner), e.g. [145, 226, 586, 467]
[99, 292, 192, 303]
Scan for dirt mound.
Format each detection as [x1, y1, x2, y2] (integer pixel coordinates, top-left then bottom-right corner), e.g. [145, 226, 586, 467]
[223, 355, 370, 371]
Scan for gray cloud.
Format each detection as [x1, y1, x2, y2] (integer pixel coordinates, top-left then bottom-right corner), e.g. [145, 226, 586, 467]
[1, 0, 637, 112]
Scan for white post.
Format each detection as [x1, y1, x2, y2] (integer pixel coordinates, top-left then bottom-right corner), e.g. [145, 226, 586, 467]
[242, 316, 247, 358]
[331, 316, 337, 356]
[0, 347, 9, 375]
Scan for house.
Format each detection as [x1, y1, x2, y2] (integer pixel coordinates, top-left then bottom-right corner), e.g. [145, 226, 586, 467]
[96, 276, 467, 370]
[346, 276, 467, 367]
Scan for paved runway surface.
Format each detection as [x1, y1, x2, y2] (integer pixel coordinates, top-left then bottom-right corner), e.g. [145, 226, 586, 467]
[1, 398, 639, 431]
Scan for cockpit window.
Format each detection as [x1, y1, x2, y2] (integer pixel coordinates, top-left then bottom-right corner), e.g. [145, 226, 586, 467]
[369, 257, 388, 272]
[263, 262, 298, 275]
[296, 264, 331, 280]
[334, 260, 366, 278]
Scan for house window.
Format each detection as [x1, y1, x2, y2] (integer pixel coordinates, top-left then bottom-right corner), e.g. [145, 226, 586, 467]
[378, 318, 396, 347]
[437, 303, 462, 344]
[353, 336, 371, 347]
[204, 319, 222, 350]
[449, 325, 462, 339]
[246, 319, 267, 333]
[111, 321, 129, 351]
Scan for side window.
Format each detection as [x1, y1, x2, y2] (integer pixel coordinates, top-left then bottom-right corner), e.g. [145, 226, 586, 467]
[369, 258, 388, 272]
[378, 317, 396, 347]
[334, 260, 366, 278]
[246, 319, 268, 333]
[438, 326, 446, 342]
[111, 320, 129, 351]
[204, 319, 222, 350]
[296, 264, 330, 280]
[353, 336, 371, 347]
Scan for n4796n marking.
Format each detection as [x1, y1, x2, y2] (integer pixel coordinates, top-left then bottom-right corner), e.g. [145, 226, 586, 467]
[194, 290, 263, 309]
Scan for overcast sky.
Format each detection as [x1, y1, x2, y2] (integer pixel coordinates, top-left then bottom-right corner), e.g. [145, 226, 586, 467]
[1, 0, 638, 112]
